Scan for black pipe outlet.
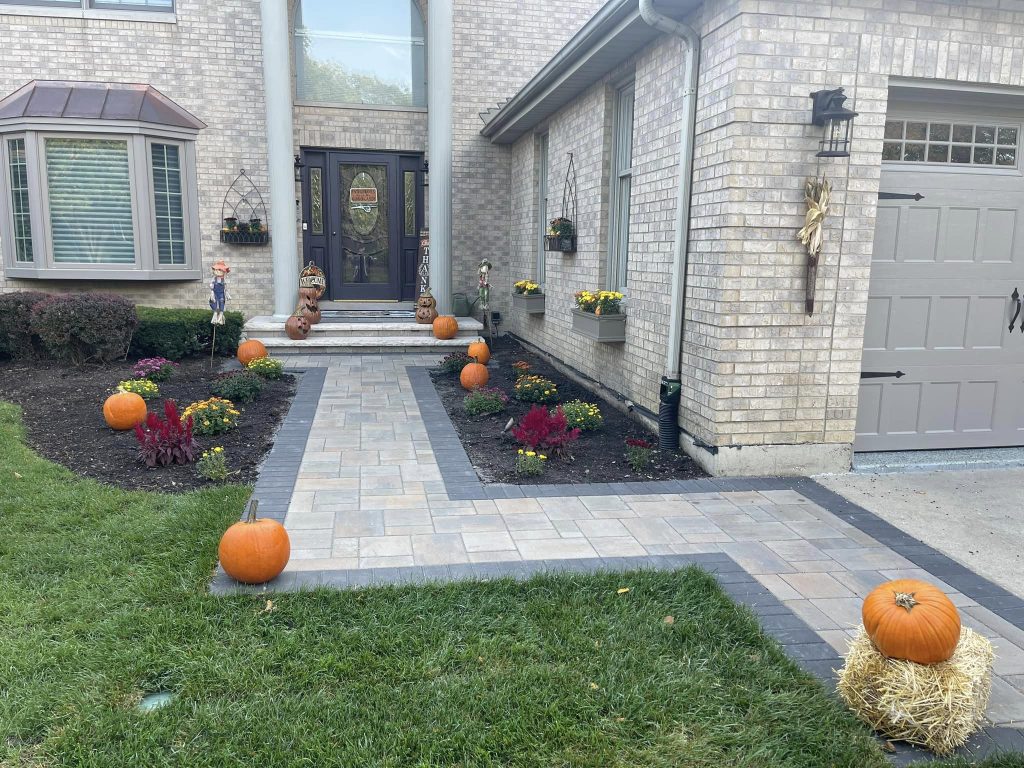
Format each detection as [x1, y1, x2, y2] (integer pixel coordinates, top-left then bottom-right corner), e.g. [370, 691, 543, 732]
[658, 376, 681, 450]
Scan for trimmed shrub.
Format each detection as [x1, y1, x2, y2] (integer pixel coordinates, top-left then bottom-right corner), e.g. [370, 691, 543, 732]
[130, 307, 244, 360]
[31, 293, 137, 365]
[211, 371, 264, 403]
[0, 291, 49, 359]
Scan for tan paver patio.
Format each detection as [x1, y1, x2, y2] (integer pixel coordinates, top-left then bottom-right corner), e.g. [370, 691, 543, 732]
[261, 353, 1024, 728]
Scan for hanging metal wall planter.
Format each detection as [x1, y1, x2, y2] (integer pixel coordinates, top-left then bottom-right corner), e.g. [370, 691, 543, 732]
[545, 152, 578, 253]
[220, 169, 270, 245]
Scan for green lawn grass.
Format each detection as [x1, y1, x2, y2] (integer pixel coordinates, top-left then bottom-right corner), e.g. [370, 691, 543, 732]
[0, 400, 1020, 768]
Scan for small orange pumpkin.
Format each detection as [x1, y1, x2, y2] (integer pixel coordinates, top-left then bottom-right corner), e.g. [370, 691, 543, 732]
[103, 390, 147, 430]
[460, 361, 490, 391]
[433, 315, 459, 340]
[467, 341, 490, 365]
[863, 579, 961, 665]
[219, 499, 291, 584]
[237, 339, 268, 366]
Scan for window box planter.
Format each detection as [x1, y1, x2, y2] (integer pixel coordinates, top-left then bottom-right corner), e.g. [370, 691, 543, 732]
[512, 292, 545, 314]
[220, 230, 270, 246]
[571, 308, 625, 342]
[545, 234, 577, 253]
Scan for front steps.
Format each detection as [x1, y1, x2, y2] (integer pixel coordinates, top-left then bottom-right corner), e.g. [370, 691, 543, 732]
[243, 315, 484, 355]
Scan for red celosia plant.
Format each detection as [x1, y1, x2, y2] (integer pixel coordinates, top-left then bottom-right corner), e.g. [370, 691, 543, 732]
[134, 399, 198, 467]
[510, 405, 581, 457]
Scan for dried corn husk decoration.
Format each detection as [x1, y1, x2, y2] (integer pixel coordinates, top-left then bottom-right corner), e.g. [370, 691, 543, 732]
[837, 625, 993, 756]
[797, 176, 831, 315]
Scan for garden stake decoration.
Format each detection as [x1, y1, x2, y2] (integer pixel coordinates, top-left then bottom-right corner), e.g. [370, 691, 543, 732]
[208, 259, 231, 367]
[478, 258, 494, 346]
[797, 176, 830, 315]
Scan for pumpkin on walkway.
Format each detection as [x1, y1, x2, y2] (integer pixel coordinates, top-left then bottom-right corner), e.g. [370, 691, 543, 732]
[467, 340, 490, 365]
[863, 578, 961, 664]
[460, 361, 489, 391]
[433, 315, 459, 340]
[219, 499, 290, 584]
[237, 339, 267, 366]
[103, 390, 147, 430]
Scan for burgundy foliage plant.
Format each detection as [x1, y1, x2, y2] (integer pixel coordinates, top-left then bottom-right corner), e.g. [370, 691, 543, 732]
[134, 399, 198, 467]
[510, 405, 581, 457]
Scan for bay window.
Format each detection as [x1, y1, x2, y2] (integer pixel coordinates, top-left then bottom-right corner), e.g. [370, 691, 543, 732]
[0, 83, 204, 280]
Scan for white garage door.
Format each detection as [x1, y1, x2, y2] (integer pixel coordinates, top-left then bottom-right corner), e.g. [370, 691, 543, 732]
[856, 102, 1024, 451]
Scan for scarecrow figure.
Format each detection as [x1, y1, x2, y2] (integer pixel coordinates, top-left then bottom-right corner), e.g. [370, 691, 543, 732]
[209, 259, 231, 325]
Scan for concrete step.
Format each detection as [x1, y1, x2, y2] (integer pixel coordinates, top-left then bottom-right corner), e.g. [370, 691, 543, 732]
[258, 335, 483, 355]
[245, 315, 482, 340]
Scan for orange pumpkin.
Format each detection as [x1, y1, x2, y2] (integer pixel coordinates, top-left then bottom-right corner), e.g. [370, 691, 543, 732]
[460, 361, 490, 391]
[467, 341, 490, 365]
[433, 315, 459, 340]
[103, 390, 147, 430]
[237, 339, 268, 366]
[863, 579, 961, 664]
[219, 499, 291, 584]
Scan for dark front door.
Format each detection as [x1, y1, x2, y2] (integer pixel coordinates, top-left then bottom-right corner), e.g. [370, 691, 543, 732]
[300, 149, 423, 301]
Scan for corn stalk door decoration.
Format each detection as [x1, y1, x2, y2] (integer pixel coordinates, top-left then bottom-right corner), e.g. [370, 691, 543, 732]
[797, 176, 831, 315]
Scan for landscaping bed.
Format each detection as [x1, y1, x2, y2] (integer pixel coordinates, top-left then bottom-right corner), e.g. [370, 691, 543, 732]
[0, 357, 294, 492]
[430, 338, 705, 484]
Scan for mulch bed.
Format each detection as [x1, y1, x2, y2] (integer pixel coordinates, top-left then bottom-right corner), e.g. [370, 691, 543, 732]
[0, 356, 295, 493]
[430, 338, 706, 485]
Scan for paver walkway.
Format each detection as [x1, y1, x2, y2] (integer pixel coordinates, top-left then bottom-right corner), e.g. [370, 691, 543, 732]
[232, 353, 1024, 734]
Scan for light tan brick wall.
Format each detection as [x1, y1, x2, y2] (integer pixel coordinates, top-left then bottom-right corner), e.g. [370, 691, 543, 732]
[0, 1, 274, 317]
[450, 0, 606, 315]
[503, 0, 1024, 465]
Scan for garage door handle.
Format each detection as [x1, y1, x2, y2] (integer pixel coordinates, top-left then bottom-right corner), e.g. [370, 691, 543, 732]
[1011, 288, 1021, 332]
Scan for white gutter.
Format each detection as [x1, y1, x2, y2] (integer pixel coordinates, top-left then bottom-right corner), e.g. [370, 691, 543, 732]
[638, 0, 700, 379]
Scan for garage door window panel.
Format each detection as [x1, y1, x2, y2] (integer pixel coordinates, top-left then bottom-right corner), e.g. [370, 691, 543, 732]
[882, 119, 1019, 168]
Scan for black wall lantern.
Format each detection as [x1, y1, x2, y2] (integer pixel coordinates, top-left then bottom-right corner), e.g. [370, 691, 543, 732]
[293, 154, 305, 182]
[810, 88, 858, 158]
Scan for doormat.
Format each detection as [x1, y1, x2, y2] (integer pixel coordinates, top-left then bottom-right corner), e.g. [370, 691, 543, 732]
[320, 310, 416, 321]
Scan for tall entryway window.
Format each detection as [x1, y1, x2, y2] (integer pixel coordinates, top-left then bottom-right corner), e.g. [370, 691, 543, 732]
[293, 0, 427, 108]
[300, 150, 424, 301]
[608, 81, 635, 292]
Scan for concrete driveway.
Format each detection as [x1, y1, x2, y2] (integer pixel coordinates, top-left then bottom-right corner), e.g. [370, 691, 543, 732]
[816, 468, 1024, 598]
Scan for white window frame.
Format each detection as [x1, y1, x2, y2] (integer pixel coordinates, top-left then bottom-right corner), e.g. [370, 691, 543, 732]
[536, 131, 549, 287]
[608, 80, 635, 293]
[0, 121, 201, 280]
[0, 0, 175, 23]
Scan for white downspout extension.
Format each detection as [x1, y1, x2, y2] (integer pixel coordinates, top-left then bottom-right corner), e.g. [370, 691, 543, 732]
[638, 0, 700, 379]
[261, 0, 300, 319]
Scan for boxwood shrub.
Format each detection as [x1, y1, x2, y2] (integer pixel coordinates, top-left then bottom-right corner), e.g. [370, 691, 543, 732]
[130, 307, 244, 360]
[0, 291, 50, 359]
[31, 293, 137, 365]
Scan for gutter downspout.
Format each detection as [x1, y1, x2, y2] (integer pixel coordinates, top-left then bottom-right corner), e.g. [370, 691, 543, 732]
[638, 0, 700, 450]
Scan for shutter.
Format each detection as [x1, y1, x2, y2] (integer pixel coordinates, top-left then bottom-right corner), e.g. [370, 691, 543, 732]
[45, 138, 135, 264]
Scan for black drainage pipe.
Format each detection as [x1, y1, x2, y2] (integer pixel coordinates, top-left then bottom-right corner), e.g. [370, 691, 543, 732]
[658, 376, 681, 450]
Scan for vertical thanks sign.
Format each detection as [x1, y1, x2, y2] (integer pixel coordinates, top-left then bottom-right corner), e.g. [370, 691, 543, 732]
[417, 228, 430, 295]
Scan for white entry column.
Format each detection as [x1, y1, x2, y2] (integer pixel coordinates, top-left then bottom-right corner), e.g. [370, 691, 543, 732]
[261, 0, 299, 319]
[427, 0, 453, 314]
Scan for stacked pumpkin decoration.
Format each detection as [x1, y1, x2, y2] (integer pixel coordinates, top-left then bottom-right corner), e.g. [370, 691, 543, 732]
[298, 262, 326, 325]
[433, 315, 459, 340]
[103, 390, 148, 430]
[416, 289, 439, 324]
[237, 339, 267, 367]
[219, 499, 290, 584]
[837, 578, 994, 756]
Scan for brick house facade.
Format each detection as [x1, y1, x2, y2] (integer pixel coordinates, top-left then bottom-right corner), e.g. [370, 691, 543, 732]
[1, 0, 1023, 474]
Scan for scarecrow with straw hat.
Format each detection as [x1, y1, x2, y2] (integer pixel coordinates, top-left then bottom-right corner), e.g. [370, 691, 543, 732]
[209, 259, 231, 326]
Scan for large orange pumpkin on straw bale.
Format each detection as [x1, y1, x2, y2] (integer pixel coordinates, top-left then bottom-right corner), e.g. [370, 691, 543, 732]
[862, 579, 961, 665]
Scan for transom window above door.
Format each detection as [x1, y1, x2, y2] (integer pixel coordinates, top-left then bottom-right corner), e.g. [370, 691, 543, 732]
[883, 119, 1019, 168]
[294, 0, 427, 108]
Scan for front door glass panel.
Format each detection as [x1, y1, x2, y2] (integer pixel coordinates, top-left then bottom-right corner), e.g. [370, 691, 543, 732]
[341, 163, 389, 285]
